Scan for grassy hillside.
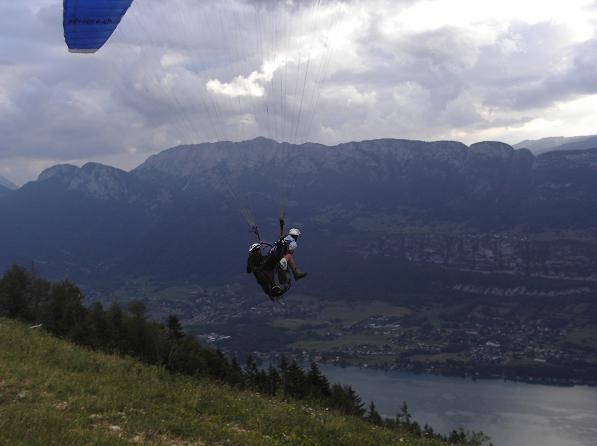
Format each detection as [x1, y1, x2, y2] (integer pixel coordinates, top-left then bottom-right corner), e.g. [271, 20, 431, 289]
[0, 318, 472, 446]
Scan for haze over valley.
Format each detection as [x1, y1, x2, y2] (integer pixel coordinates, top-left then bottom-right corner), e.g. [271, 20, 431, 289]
[2, 136, 597, 386]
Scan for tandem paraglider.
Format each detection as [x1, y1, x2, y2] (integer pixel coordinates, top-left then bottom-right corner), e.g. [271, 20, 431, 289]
[61, 1, 326, 302]
[246, 218, 308, 302]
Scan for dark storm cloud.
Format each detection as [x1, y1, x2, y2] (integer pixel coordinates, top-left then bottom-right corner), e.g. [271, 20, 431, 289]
[356, 18, 597, 133]
[504, 37, 597, 109]
[242, 0, 375, 8]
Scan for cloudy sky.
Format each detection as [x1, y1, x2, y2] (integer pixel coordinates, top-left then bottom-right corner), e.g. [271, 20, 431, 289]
[1, 0, 597, 184]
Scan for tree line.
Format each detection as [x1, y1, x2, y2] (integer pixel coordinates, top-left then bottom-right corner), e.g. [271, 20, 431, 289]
[0, 265, 488, 445]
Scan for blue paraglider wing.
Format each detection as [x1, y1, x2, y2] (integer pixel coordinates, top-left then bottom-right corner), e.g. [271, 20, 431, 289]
[63, 0, 134, 53]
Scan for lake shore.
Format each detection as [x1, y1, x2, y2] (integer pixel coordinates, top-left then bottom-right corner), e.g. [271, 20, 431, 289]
[316, 362, 597, 446]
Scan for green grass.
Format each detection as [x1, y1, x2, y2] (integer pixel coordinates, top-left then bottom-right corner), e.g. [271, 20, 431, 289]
[272, 318, 329, 330]
[347, 213, 465, 235]
[565, 326, 597, 349]
[111, 279, 204, 303]
[0, 318, 460, 446]
[292, 334, 389, 351]
[312, 301, 411, 325]
[278, 300, 411, 353]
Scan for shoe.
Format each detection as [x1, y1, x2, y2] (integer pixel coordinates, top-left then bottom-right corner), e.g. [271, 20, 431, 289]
[294, 271, 308, 280]
[271, 285, 282, 295]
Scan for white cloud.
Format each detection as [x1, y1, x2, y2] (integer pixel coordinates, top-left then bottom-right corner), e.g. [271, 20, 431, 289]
[502, 94, 597, 143]
[0, 86, 13, 112]
[3, 0, 597, 182]
[322, 85, 377, 107]
[382, 0, 597, 42]
[392, 82, 430, 111]
[207, 60, 278, 98]
[160, 52, 189, 69]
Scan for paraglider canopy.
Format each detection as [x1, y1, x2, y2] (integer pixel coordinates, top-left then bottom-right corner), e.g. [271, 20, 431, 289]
[63, 0, 133, 53]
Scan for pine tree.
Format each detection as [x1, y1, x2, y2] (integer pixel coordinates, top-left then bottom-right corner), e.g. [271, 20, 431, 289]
[266, 365, 281, 395]
[128, 300, 147, 319]
[306, 361, 331, 399]
[423, 424, 435, 437]
[244, 354, 258, 389]
[284, 360, 307, 398]
[228, 356, 245, 388]
[278, 355, 290, 390]
[330, 384, 365, 417]
[278, 355, 289, 375]
[126, 300, 152, 360]
[47, 281, 85, 337]
[344, 385, 365, 417]
[106, 302, 126, 353]
[397, 401, 412, 426]
[166, 335, 208, 375]
[166, 314, 184, 340]
[29, 274, 51, 325]
[0, 265, 33, 320]
[87, 301, 108, 348]
[255, 369, 269, 394]
[366, 401, 384, 426]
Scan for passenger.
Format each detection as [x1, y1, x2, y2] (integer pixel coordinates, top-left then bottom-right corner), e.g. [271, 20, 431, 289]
[283, 228, 307, 280]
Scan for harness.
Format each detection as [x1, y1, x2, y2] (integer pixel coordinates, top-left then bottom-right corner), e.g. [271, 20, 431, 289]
[247, 218, 293, 300]
[270, 237, 290, 262]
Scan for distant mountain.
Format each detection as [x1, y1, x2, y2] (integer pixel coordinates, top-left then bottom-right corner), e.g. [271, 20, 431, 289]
[0, 183, 11, 197]
[1, 137, 597, 299]
[0, 175, 17, 190]
[132, 138, 536, 229]
[514, 135, 597, 155]
[38, 162, 158, 202]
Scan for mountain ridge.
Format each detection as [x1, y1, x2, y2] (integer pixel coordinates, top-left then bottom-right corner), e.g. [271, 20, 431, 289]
[1, 137, 597, 297]
[514, 134, 597, 154]
[0, 175, 17, 190]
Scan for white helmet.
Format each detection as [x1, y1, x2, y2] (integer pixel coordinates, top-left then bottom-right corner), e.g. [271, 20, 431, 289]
[289, 228, 301, 237]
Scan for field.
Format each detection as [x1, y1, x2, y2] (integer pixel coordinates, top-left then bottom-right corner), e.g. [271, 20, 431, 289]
[0, 318, 463, 446]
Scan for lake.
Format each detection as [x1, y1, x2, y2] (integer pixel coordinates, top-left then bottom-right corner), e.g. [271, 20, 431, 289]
[318, 364, 597, 446]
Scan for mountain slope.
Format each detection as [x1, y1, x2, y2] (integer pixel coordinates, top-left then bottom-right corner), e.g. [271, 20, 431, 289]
[0, 183, 12, 197]
[1, 138, 597, 298]
[514, 135, 597, 154]
[0, 175, 17, 190]
[0, 318, 461, 446]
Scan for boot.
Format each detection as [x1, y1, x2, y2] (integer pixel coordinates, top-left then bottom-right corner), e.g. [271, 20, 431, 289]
[293, 271, 308, 280]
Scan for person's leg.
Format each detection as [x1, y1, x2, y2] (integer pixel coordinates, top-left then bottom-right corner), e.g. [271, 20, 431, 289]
[284, 253, 296, 270]
[284, 253, 307, 280]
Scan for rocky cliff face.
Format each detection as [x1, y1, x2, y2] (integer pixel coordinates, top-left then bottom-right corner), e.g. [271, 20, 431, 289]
[348, 232, 597, 282]
[132, 138, 539, 228]
[38, 163, 153, 203]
